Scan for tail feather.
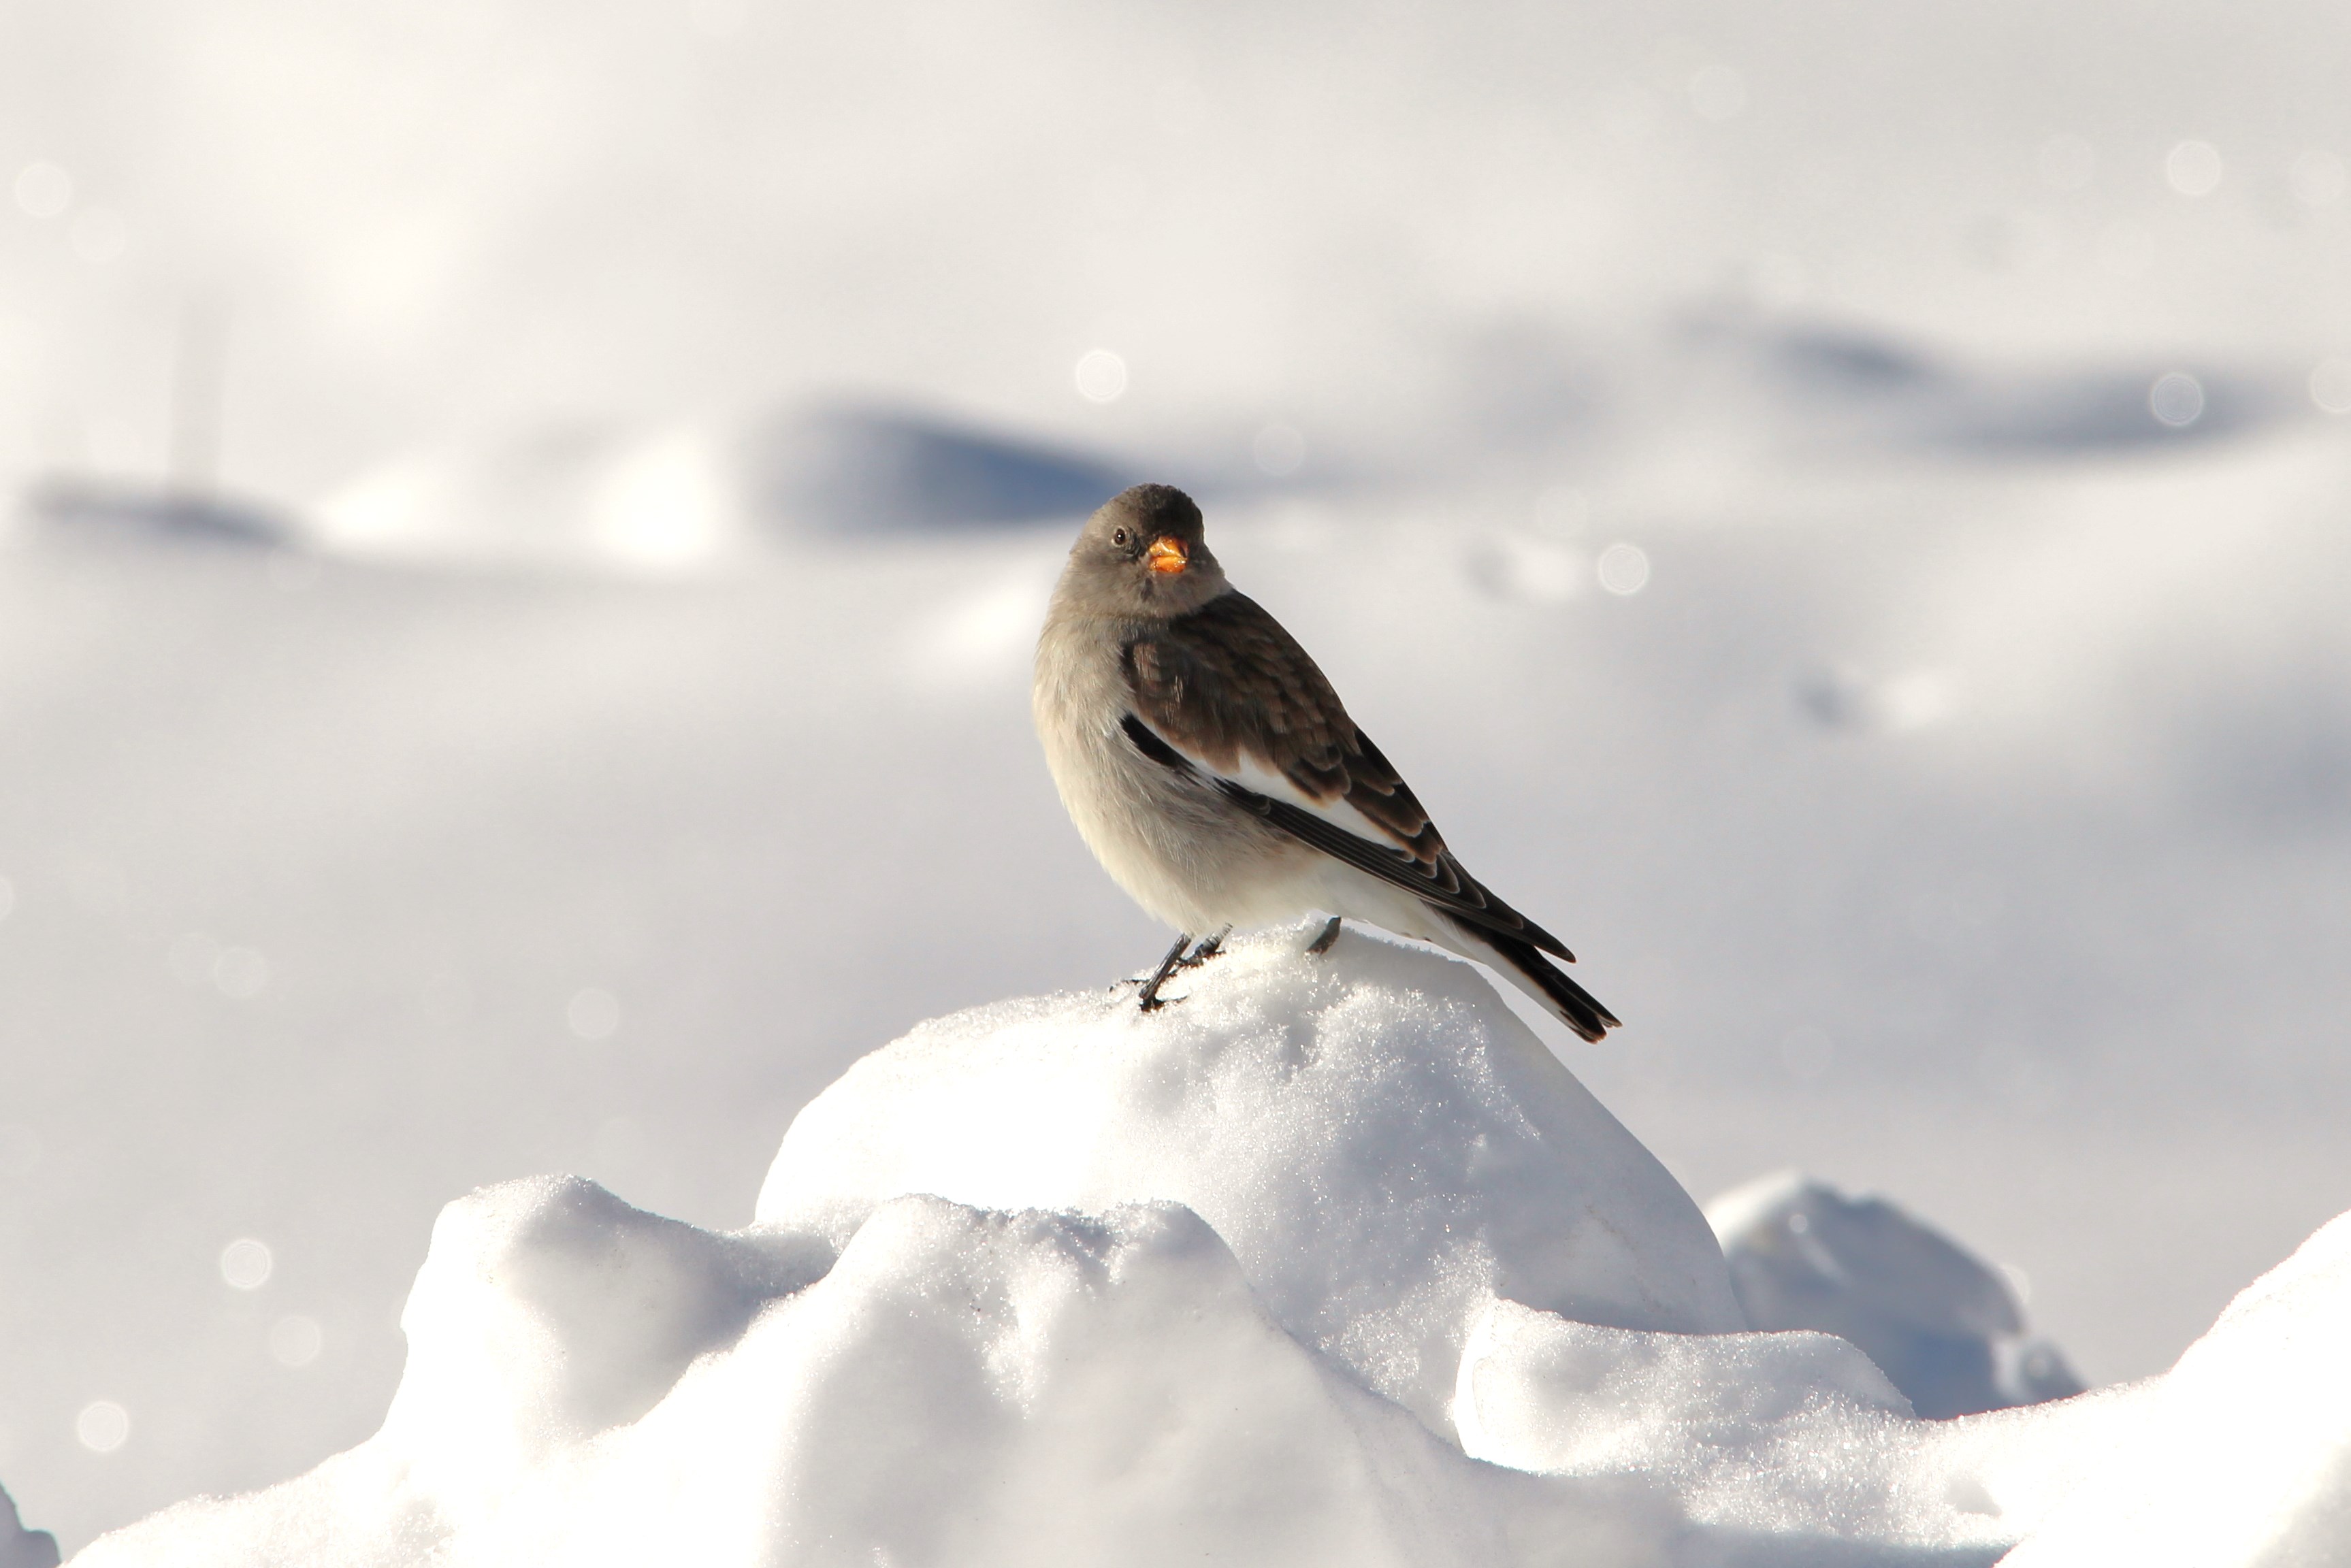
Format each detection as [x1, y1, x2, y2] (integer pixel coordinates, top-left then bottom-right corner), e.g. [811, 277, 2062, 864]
[1448, 917, 1621, 1043]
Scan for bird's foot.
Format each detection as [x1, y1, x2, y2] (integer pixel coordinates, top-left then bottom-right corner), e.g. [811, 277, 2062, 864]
[1135, 932, 1192, 1011]
[1304, 916, 1342, 956]
[1178, 926, 1231, 970]
[1134, 927, 1233, 1011]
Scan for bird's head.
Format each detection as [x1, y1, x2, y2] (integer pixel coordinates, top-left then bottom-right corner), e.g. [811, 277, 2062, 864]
[1059, 483, 1229, 618]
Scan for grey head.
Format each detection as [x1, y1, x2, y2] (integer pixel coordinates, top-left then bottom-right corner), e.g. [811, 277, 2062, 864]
[1054, 484, 1231, 621]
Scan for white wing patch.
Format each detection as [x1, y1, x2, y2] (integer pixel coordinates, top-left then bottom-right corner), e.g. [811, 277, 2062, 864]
[1137, 719, 1420, 862]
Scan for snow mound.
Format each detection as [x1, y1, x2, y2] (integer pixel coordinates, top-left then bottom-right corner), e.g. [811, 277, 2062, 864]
[76, 1181, 1670, 1568]
[65, 933, 2349, 1565]
[756, 921, 1745, 1431]
[2003, 1208, 2351, 1567]
[1706, 1173, 2083, 1418]
[1, 1482, 59, 1568]
[1453, 1294, 2146, 1554]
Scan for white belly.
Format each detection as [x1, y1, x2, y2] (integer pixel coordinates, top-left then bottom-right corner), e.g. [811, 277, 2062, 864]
[1033, 617, 1329, 934]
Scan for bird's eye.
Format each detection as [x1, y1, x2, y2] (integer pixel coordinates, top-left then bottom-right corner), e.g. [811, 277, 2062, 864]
[1112, 527, 1130, 547]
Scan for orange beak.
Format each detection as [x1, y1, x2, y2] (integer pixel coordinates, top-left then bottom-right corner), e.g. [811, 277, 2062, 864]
[1146, 536, 1189, 574]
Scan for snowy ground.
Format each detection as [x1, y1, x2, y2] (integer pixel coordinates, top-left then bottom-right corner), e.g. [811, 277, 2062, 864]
[5, 0, 2351, 1554]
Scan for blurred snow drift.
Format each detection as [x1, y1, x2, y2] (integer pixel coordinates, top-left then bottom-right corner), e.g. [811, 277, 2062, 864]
[67, 932, 2351, 1566]
[0, 1484, 58, 1568]
[1708, 1173, 2083, 1418]
[307, 406, 1144, 574]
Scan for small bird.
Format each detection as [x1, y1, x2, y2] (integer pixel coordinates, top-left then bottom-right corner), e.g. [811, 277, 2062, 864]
[1033, 483, 1620, 1042]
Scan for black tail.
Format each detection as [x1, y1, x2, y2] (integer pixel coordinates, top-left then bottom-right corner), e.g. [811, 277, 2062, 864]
[1456, 919, 1621, 1044]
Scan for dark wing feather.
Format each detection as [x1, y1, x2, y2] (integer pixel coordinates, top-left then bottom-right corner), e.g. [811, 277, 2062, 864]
[1462, 921, 1621, 1043]
[1119, 593, 1574, 960]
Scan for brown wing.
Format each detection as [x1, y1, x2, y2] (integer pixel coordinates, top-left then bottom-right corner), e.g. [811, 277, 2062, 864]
[1119, 591, 1574, 960]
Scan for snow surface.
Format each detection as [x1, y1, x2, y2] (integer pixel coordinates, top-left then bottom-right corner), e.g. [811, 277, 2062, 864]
[70, 934, 2241, 1567]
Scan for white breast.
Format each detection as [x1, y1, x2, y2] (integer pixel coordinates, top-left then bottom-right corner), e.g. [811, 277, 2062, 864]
[1032, 615, 1325, 934]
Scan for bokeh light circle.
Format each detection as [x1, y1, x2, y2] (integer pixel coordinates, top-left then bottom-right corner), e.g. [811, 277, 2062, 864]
[568, 987, 621, 1041]
[221, 1238, 274, 1290]
[1073, 350, 1128, 404]
[2149, 372, 2205, 427]
[1597, 542, 1651, 595]
[2165, 140, 2223, 197]
[270, 1315, 325, 1368]
[1251, 424, 1305, 476]
[76, 1401, 129, 1454]
[13, 162, 71, 219]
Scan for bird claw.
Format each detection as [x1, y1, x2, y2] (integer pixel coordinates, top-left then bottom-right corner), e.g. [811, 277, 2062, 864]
[1304, 916, 1342, 956]
[1135, 932, 1190, 1011]
[1178, 928, 1230, 969]
[1133, 926, 1231, 1010]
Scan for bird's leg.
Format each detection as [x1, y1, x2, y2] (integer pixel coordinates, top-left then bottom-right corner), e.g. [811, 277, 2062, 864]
[1135, 932, 1192, 1011]
[1305, 916, 1342, 956]
[1179, 926, 1232, 969]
